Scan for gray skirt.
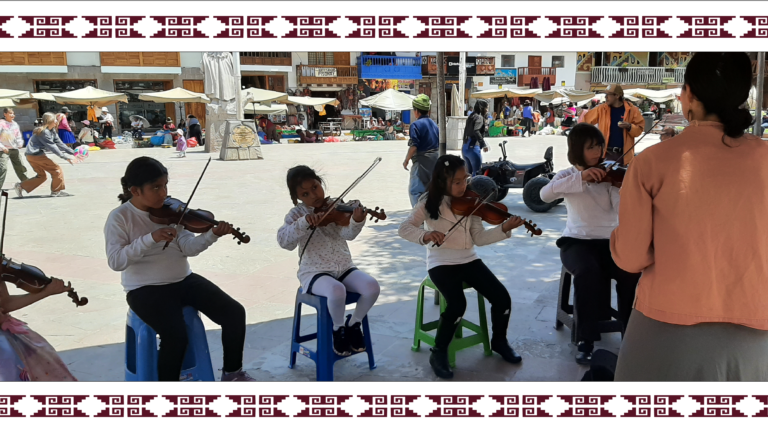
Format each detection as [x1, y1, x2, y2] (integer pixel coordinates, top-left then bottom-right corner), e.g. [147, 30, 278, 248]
[615, 310, 768, 381]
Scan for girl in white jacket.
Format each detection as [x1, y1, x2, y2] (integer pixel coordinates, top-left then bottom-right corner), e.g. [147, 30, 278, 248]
[398, 154, 524, 379]
[277, 165, 380, 358]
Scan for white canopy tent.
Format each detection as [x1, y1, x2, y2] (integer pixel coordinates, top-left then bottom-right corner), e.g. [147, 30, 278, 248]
[0, 89, 30, 99]
[534, 89, 596, 105]
[470, 87, 542, 99]
[359, 89, 416, 111]
[588, 93, 641, 104]
[244, 104, 288, 115]
[625, 88, 680, 103]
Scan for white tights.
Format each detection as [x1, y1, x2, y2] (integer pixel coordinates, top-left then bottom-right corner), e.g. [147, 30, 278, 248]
[310, 270, 380, 330]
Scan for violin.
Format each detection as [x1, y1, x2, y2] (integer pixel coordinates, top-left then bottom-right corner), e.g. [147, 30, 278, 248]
[148, 197, 251, 245]
[310, 197, 387, 228]
[588, 159, 627, 185]
[450, 190, 543, 237]
[1, 256, 87, 307]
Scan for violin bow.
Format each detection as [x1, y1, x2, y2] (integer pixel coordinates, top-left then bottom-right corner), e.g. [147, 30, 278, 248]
[307, 157, 382, 229]
[162, 156, 212, 251]
[606, 118, 663, 169]
[432, 189, 495, 248]
[299, 157, 382, 265]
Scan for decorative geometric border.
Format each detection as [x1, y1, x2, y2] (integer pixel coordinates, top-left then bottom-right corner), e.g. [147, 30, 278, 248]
[0, 15, 767, 39]
[3, 394, 768, 417]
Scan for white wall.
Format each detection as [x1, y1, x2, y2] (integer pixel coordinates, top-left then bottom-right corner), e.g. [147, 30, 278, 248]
[181, 52, 203, 69]
[472, 52, 578, 89]
[67, 52, 100, 66]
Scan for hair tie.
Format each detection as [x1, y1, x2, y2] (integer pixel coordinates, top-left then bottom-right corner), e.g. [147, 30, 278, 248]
[444, 161, 450, 166]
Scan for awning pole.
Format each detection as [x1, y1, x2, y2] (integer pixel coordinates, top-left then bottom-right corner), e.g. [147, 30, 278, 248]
[754, 52, 765, 137]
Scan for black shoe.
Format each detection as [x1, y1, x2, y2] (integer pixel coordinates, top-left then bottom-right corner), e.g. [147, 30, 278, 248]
[491, 338, 522, 364]
[345, 318, 366, 353]
[575, 342, 593, 365]
[429, 347, 454, 379]
[332, 327, 351, 356]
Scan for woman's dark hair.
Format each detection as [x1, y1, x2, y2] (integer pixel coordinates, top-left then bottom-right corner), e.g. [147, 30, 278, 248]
[119, 156, 168, 203]
[473, 100, 489, 116]
[684, 52, 753, 141]
[567, 123, 605, 167]
[286, 165, 324, 205]
[415, 108, 429, 117]
[567, 102, 574, 108]
[2, 108, 12, 115]
[424, 155, 465, 220]
[188, 115, 196, 119]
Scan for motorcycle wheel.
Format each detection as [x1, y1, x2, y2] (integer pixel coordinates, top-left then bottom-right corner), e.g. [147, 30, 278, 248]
[523, 176, 558, 212]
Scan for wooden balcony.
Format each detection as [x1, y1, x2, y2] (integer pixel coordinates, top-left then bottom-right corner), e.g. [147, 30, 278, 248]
[297, 65, 358, 85]
[591, 66, 685, 85]
[240, 53, 291, 66]
[518, 67, 556, 87]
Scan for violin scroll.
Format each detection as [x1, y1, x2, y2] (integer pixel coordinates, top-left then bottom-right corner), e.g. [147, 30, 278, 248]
[66, 282, 88, 307]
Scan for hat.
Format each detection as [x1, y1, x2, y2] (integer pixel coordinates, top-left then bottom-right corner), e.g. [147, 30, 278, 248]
[82, 120, 90, 126]
[604, 84, 624, 97]
[165, 117, 173, 123]
[172, 129, 183, 135]
[101, 107, 109, 112]
[412, 94, 431, 111]
[60, 107, 70, 113]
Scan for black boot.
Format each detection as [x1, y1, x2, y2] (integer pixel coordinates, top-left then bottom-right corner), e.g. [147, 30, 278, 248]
[429, 317, 459, 379]
[575, 341, 593, 365]
[491, 337, 522, 364]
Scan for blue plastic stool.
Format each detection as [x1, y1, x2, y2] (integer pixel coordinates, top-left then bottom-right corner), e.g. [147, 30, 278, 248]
[289, 288, 376, 381]
[125, 306, 215, 381]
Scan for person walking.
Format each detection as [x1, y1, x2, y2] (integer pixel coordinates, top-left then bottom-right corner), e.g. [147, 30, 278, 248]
[0, 108, 30, 189]
[14, 112, 80, 198]
[521, 101, 534, 137]
[403, 94, 439, 207]
[583, 84, 645, 165]
[611, 52, 768, 381]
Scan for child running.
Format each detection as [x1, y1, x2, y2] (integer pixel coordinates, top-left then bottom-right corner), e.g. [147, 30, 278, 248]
[399, 154, 525, 379]
[104, 156, 254, 381]
[277, 165, 380, 357]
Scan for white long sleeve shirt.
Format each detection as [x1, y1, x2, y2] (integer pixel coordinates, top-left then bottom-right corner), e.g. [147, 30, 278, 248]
[399, 196, 511, 270]
[277, 203, 365, 286]
[539, 166, 620, 240]
[104, 201, 219, 292]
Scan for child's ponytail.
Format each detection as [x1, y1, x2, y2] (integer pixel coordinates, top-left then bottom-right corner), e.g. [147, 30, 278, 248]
[118, 156, 168, 204]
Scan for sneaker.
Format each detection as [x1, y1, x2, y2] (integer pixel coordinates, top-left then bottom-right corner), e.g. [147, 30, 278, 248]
[332, 326, 351, 356]
[51, 191, 72, 197]
[13, 183, 22, 198]
[345, 321, 366, 353]
[220, 369, 257, 381]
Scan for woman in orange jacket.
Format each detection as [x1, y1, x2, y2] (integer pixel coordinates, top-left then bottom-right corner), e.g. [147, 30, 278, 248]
[583, 84, 645, 165]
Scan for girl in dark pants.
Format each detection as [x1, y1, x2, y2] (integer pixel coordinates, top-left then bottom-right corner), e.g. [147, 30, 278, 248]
[399, 155, 526, 379]
[540, 123, 640, 365]
[461, 101, 489, 176]
[104, 157, 255, 381]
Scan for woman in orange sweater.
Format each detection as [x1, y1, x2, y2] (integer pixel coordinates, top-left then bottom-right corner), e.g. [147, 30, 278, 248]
[611, 52, 768, 381]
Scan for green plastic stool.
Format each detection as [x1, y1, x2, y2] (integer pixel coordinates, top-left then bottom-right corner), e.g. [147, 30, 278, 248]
[412, 276, 492, 368]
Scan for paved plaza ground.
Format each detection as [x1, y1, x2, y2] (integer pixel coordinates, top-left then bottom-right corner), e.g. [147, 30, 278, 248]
[5, 132, 661, 381]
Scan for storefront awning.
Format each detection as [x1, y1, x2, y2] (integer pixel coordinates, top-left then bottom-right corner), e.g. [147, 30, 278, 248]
[138, 87, 211, 104]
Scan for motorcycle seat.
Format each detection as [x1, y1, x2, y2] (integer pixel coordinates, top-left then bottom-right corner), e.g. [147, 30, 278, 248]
[508, 162, 545, 172]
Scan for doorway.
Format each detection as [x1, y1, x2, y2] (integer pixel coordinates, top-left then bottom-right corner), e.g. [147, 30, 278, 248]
[183, 80, 206, 128]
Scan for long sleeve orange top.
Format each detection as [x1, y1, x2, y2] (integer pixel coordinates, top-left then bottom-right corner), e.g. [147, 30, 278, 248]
[610, 121, 768, 330]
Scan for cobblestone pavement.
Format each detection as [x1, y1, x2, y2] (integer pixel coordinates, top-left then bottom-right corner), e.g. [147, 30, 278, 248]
[5, 133, 660, 381]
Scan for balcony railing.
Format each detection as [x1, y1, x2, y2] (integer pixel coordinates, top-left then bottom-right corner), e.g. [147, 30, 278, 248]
[297, 65, 358, 85]
[518, 67, 557, 87]
[358, 55, 422, 80]
[591, 67, 686, 85]
[240, 52, 291, 66]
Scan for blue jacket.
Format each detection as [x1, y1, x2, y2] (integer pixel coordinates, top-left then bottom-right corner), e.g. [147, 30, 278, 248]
[408, 117, 439, 153]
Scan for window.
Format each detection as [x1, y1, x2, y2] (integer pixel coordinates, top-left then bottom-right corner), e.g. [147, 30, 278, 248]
[114, 81, 172, 130]
[35, 80, 96, 126]
[552, 56, 565, 68]
[308, 52, 335, 65]
[501, 55, 515, 68]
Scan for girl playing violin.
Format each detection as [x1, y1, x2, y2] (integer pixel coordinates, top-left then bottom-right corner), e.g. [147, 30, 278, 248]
[104, 156, 254, 381]
[398, 155, 525, 379]
[277, 165, 380, 357]
[539, 123, 640, 365]
[0, 279, 77, 381]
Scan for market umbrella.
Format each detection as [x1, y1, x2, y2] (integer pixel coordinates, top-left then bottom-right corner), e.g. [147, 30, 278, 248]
[590, 93, 641, 104]
[0, 89, 30, 99]
[286, 96, 340, 107]
[0, 98, 36, 108]
[129, 115, 150, 128]
[138, 87, 211, 104]
[52, 86, 127, 106]
[534, 89, 596, 105]
[471, 88, 542, 99]
[241, 87, 289, 107]
[359, 89, 415, 111]
[244, 104, 288, 115]
[624, 88, 679, 103]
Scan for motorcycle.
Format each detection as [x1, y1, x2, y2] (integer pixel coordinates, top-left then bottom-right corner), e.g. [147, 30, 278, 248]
[479, 140, 563, 212]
